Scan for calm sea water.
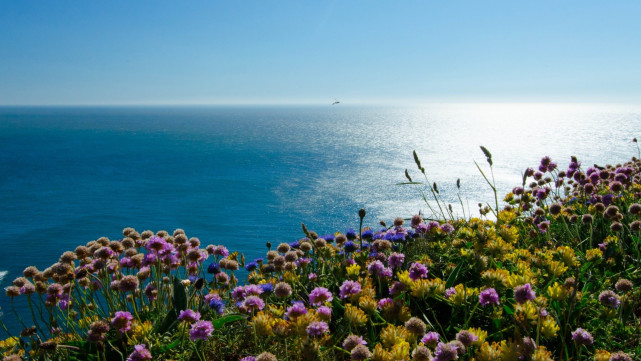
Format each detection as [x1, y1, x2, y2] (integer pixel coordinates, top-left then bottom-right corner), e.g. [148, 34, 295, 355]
[0, 103, 640, 331]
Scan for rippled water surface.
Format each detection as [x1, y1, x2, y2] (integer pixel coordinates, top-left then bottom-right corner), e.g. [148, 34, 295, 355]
[0, 103, 640, 329]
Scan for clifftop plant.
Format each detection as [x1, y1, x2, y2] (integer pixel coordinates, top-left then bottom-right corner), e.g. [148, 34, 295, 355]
[2, 143, 641, 361]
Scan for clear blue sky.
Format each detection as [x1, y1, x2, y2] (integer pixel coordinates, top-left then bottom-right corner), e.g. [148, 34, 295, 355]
[1, 1, 640, 105]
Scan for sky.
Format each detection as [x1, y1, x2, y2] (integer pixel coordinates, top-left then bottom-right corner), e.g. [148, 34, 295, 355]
[1, 1, 640, 105]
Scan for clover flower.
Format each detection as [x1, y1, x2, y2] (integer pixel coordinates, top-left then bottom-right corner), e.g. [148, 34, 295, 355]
[339, 280, 361, 299]
[255, 352, 278, 361]
[455, 330, 478, 347]
[388, 252, 405, 268]
[343, 334, 367, 351]
[609, 351, 633, 361]
[286, 301, 307, 319]
[409, 262, 428, 281]
[405, 317, 427, 336]
[421, 332, 440, 347]
[599, 290, 621, 309]
[178, 309, 201, 323]
[189, 320, 214, 341]
[615, 279, 633, 292]
[479, 288, 500, 306]
[274, 282, 292, 298]
[513, 283, 536, 304]
[126, 344, 152, 361]
[433, 341, 463, 361]
[239, 357, 256, 361]
[571, 328, 593, 346]
[309, 287, 333, 306]
[111, 311, 134, 333]
[306, 321, 329, 337]
[350, 344, 372, 361]
[317, 305, 332, 321]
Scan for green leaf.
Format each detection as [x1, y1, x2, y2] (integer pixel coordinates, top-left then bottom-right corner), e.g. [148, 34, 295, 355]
[502, 303, 514, 316]
[211, 314, 246, 329]
[158, 339, 181, 353]
[172, 277, 188, 311]
[445, 263, 463, 289]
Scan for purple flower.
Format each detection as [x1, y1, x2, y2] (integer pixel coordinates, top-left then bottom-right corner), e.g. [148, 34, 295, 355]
[306, 321, 329, 337]
[571, 328, 594, 346]
[111, 311, 134, 333]
[286, 301, 308, 319]
[244, 284, 264, 296]
[316, 305, 332, 321]
[178, 309, 201, 323]
[433, 341, 462, 361]
[189, 320, 214, 341]
[409, 262, 428, 281]
[214, 245, 229, 257]
[368, 260, 385, 276]
[309, 287, 333, 306]
[377, 298, 393, 309]
[209, 299, 226, 315]
[308, 272, 317, 281]
[513, 283, 536, 304]
[127, 344, 152, 361]
[598, 290, 620, 309]
[479, 288, 500, 306]
[445, 287, 457, 299]
[456, 330, 478, 347]
[243, 295, 265, 312]
[389, 281, 406, 296]
[440, 223, 455, 234]
[421, 331, 440, 346]
[239, 357, 256, 361]
[339, 280, 362, 299]
[388, 252, 405, 268]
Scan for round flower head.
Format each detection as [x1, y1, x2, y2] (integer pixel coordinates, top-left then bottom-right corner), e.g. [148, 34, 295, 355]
[513, 283, 536, 304]
[189, 320, 214, 341]
[127, 344, 152, 361]
[598, 290, 621, 309]
[111, 311, 134, 333]
[243, 295, 265, 312]
[615, 278, 633, 292]
[339, 280, 361, 299]
[409, 262, 428, 281]
[517, 337, 536, 358]
[405, 317, 427, 336]
[343, 334, 367, 351]
[306, 321, 329, 337]
[178, 309, 201, 323]
[571, 328, 594, 346]
[609, 351, 633, 361]
[309, 287, 333, 306]
[350, 344, 372, 361]
[118, 275, 139, 293]
[239, 357, 256, 361]
[316, 305, 332, 321]
[421, 331, 440, 347]
[479, 288, 500, 306]
[255, 352, 278, 361]
[344, 241, 357, 253]
[286, 301, 308, 319]
[209, 298, 226, 315]
[274, 282, 292, 298]
[412, 345, 433, 361]
[388, 252, 405, 268]
[433, 341, 462, 361]
[455, 330, 478, 347]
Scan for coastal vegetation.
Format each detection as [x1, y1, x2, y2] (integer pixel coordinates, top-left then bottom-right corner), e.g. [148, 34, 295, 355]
[2, 143, 641, 361]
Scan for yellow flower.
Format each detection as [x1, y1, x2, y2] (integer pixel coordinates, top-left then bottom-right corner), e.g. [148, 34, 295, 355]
[272, 319, 290, 337]
[498, 224, 519, 243]
[344, 304, 367, 328]
[359, 295, 378, 313]
[251, 311, 276, 337]
[547, 282, 566, 301]
[467, 328, 487, 346]
[78, 315, 100, 329]
[346, 263, 361, 278]
[555, 246, 579, 267]
[546, 260, 568, 277]
[380, 325, 408, 348]
[499, 339, 519, 361]
[129, 320, 152, 343]
[389, 339, 410, 361]
[531, 346, 554, 361]
[282, 271, 299, 283]
[410, 278, 445, 299]
[497, 209, 516, 224]
[540, 317, 559, 338]
[515, 302, 538, 324]
[293, 312, 318, 336]
[474, 341, 501, 361]
[0, 337, 18, 349]
[267, 304, 285, 318]
[397, 270, 413, 287]
[371, 343, 392, 361]
[481, 269, 510, 288]
[586, 248, 603, 261]
[594, 349, 611, 361]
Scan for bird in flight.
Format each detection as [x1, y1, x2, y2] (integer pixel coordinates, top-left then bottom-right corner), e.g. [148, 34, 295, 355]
[332, 99, 340, 105]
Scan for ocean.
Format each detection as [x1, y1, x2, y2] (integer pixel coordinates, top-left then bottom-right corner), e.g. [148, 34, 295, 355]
[0, 103, 640, 332]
